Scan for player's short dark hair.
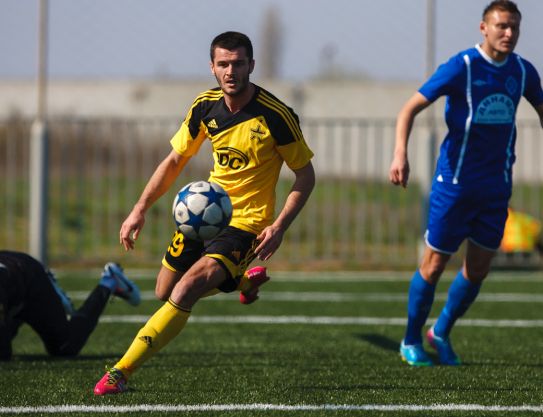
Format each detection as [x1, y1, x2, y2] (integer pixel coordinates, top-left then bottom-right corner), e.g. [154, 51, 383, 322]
[210, 31, 253, 62]
[483, 0, 521, 20]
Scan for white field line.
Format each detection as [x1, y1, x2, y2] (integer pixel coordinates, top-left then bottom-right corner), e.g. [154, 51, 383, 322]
[266, 271, 543, 283]
[98, 314, 543, 328]
[1, 403, 542, 414]
[69, 290, 543, 303]
[68, 269, 543, 282]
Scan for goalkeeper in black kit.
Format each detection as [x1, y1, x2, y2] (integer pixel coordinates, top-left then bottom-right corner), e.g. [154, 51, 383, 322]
[0, 250, 140, 360]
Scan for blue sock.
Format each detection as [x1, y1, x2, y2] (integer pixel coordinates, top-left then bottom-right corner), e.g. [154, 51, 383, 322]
[404, 270, 436, 345]
[433, 270, 481, 338]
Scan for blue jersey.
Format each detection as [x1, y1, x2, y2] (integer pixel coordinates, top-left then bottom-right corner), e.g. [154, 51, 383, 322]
[419, 45, 543, 187]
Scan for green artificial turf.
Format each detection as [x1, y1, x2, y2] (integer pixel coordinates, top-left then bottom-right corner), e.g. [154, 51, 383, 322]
[0, 270, 541, 417]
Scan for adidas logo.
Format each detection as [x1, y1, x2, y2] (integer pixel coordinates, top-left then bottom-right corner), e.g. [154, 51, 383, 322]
[138, 335, 153, 348]
[207, 119, 218, 129]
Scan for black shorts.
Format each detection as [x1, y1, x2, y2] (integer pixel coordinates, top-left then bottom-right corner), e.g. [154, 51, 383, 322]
[162, 226, 258, 293]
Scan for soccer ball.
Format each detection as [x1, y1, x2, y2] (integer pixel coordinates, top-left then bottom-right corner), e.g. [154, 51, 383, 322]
[172, 181, 232, 241]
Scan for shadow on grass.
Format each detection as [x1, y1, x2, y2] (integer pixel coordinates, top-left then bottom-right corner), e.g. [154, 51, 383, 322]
[355, 333, 399, 353]
[353, 332, 445, 364]
[9, 353, 123, 362]
[354, 334, 543, 369]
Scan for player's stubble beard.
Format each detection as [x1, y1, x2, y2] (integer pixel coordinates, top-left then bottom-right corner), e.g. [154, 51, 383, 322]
[215, 72, 250, 98]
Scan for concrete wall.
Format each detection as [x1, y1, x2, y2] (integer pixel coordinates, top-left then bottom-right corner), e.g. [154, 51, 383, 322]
[1, 78, 540, 121]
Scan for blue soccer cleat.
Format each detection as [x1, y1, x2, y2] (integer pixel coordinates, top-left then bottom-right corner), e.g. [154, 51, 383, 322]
[426, 326, 461, 366]
[399, 340, 433, 366]
[101, 262, 141, 306]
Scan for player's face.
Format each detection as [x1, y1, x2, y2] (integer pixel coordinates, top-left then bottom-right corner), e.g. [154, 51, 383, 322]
[210, 47, 254, 97]
[480, 10, 520, 60]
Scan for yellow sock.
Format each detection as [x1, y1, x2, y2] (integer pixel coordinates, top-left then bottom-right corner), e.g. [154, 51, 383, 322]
[115, 298, 190, 376]
[238, 272, 251, 292]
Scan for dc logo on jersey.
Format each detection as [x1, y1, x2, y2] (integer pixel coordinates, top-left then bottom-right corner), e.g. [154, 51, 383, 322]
[474, 94, 514, 124]
[215, 147, 249, 170]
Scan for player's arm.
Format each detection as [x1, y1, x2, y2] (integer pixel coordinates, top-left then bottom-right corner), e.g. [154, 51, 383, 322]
[255, 161, 315, 261]
[120, 150, 190, 251]
[389, 92, 432, 188]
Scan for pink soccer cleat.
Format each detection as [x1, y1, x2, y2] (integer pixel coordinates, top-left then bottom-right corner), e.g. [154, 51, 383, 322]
[239, 266, 270, 305]
[94, 367, 129, 395]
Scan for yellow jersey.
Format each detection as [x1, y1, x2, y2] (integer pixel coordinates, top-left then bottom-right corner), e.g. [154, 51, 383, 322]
[170, 85, 314, 235]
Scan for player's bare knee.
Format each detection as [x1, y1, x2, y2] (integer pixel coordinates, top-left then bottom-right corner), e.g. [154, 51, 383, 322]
[464, 267, 490, 284]
[155, 266, 184, 301]
[421, 266, 445, 284]
[154, 280, 173, 301]
[420, 248, 450, 284]
[170, 280, 199, 310]
[154, 288, 170, 302]
[419, 260, 447, 284]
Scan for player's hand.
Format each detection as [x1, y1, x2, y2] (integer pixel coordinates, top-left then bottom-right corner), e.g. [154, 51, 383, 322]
[119, 208, 146, 251]
[254, 225, 284, 261]
[389, 154, 410, 188]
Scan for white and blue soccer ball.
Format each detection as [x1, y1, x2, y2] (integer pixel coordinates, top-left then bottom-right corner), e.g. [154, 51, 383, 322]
[172, 181, 232, 241]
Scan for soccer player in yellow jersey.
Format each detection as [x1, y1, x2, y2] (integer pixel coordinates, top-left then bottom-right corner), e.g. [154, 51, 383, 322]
[94, 31, 315, 395]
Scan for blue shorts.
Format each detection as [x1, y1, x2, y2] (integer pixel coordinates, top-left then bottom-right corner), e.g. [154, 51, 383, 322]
[425, 180, 510, 254]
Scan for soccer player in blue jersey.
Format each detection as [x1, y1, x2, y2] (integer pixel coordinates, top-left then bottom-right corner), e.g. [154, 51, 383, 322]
[389, 0, 543, 366]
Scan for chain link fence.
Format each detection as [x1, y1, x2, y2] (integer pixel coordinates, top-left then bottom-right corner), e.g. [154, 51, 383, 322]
[1, 117, 542, 270]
